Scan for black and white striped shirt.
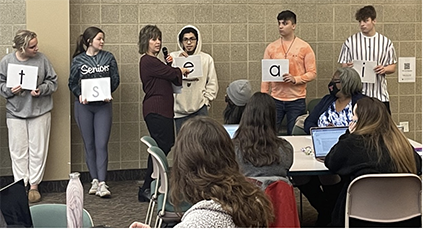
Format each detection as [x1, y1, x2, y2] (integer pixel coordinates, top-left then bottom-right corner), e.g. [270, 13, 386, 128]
[338, 32, 397, 102]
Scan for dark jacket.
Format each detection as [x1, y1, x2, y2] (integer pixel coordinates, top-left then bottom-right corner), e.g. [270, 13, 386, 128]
[324, 131, 422, 226]
[303, 93, 366, 134]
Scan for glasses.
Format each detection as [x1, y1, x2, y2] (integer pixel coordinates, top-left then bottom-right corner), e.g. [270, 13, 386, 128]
[332, 79, 341, 83]
[182, 37, 197, 43]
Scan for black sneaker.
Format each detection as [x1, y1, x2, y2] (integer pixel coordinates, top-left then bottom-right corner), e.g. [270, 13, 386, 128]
[138, 187, 150, 202]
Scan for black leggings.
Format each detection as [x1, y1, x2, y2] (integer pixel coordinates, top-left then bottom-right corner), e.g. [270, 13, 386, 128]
[141, 113, 175, 190]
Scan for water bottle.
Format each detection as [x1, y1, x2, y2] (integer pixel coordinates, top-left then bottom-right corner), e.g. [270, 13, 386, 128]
[66, 172, 84, 228]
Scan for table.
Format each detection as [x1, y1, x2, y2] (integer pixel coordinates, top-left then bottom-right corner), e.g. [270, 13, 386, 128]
[283, 135, 422, 176]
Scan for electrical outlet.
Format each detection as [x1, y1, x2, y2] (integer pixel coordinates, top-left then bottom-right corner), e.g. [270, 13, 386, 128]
[399, 121, 409, 132]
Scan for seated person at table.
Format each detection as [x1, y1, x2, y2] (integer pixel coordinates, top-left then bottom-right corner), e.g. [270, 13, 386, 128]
[223, 79, 252, 124]
[130, 116, 274, 228]
[304, 67, 366, 134]
[294, 67, 366, 226]
[234, 92, 293, 181]
[325, 97, 422, 227]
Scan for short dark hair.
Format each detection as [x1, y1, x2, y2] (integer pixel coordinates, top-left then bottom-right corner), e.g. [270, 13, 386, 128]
[138, 25, 162, 54]
[355, 5, 376, 21]
[178, 27, 198, 43]
[277, 10, 296, 24]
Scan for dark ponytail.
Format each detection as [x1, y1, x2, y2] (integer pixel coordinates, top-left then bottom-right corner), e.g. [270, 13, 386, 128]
[72, 27, 104, 58]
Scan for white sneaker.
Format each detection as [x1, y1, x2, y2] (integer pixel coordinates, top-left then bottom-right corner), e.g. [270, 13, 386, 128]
[89, 179, 98, 195]
[96, 182, 111, 198]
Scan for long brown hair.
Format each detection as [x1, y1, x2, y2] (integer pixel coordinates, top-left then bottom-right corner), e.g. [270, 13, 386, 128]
[353, 97, 417, 173]
[73, 26, 104, 58]
[170, 116, 274, 227]
[234, 92, 289, 167]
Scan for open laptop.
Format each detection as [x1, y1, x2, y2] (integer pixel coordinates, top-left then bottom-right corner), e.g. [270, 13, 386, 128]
[310, 126, 348, 162]
[0, 179, 33, 227]
[223, 124, 239, 139]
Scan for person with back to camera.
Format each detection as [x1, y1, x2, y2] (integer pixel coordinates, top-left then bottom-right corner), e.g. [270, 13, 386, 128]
[261, 10, 316, 135]
[137, 25, 191, 202]
[293, 67, 367, 226]
[338, 5, 397, 113]
[170, 25, 218, 134]
[234, 92, 293, 180]
[68, 26, 120, 198]
[129, 116, 274, 228]
[0, 30, 58, 203]
[325, 97, 422, 227]
[223, 79, 251, 124]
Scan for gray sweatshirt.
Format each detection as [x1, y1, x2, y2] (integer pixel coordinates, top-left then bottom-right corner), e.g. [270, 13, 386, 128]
[0, 52, 58, 119]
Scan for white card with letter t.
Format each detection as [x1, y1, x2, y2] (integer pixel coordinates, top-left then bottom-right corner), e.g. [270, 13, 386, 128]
[81, 77, 111, 102]
[6, 63, 38, 90]
[352, 60, 377, 84]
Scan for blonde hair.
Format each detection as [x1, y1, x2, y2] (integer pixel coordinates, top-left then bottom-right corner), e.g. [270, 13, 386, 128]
[170, 116, 274, 227]
[354, 97, 417, 173]
[12, 30, 37, 53]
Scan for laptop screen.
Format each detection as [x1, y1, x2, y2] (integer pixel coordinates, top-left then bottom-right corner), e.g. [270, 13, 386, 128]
[223, 124, 239, 139]
[310, 126, 348, 158]
[0, 179, 33, 227]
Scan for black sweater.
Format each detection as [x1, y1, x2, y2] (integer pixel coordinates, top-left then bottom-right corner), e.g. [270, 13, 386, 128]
[324, 131, 422, 226]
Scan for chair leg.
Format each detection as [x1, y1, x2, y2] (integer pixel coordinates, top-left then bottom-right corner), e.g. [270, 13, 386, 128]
[145, 200, 153, 224]
[148, 202, 156, 226]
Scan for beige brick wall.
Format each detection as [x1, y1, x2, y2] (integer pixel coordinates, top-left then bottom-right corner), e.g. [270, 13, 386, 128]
[0, 0, 422, 175]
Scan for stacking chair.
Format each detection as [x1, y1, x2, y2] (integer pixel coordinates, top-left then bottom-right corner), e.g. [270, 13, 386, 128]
[29, 203, 93, 228]
[345, 173, 422, 227]
[148, 146, 191, 228]
[140, 136, 160, 226]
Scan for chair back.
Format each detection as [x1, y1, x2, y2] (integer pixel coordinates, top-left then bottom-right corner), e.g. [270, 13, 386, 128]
[30, 203, 93, 228]
[141, 136, 158, 148]
[345, 173, 422, 227]
[307, 98, 320, 113]
[148, 146, 169, 195]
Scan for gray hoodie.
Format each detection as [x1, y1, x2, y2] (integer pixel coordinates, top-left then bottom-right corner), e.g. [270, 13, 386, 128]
[0, 52, 57, 119]
[170, 25, 218, 118]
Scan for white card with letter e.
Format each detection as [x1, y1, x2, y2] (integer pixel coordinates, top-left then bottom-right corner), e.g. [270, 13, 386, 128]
[352, 60, 377, 83]
[81, 77, 111, 102]
[261, 59, 289, 82]
[6, 63, 38, 90]
[174, 55, 203, 78]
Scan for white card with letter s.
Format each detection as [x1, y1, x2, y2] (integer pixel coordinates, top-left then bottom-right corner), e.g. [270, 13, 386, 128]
[81, 77, 111, 102]
[261, 59, 289, 82]
[352, 60, 377, 84]
[174, 55, 203, 78]
[6, 63, 38, 90]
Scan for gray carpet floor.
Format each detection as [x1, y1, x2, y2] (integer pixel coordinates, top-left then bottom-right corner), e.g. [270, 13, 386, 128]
[31, 180, 318, 228]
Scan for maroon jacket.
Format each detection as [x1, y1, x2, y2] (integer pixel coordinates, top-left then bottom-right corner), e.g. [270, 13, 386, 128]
[139, 55, 182, 118]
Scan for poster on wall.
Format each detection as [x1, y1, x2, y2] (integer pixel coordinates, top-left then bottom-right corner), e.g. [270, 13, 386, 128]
[398, 57, 416, 83]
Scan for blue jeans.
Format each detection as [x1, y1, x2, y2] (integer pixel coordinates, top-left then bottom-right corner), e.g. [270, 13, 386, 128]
[274, 98, 306, 135]
[174, 105, 208, 134]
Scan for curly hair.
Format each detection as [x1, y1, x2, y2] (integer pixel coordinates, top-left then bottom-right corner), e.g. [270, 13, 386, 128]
[234, 92, 290, 167]
[353, 97, 417, 174]
[170, 116, 274, 227]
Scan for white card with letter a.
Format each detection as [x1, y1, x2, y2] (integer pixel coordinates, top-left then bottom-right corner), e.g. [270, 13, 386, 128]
[81, 77, 111, 102]
[262, 59, 289, 82]
[174, 55, 203, 78]
[352, 60, 377, 83]
[6, 63, 38, 90]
